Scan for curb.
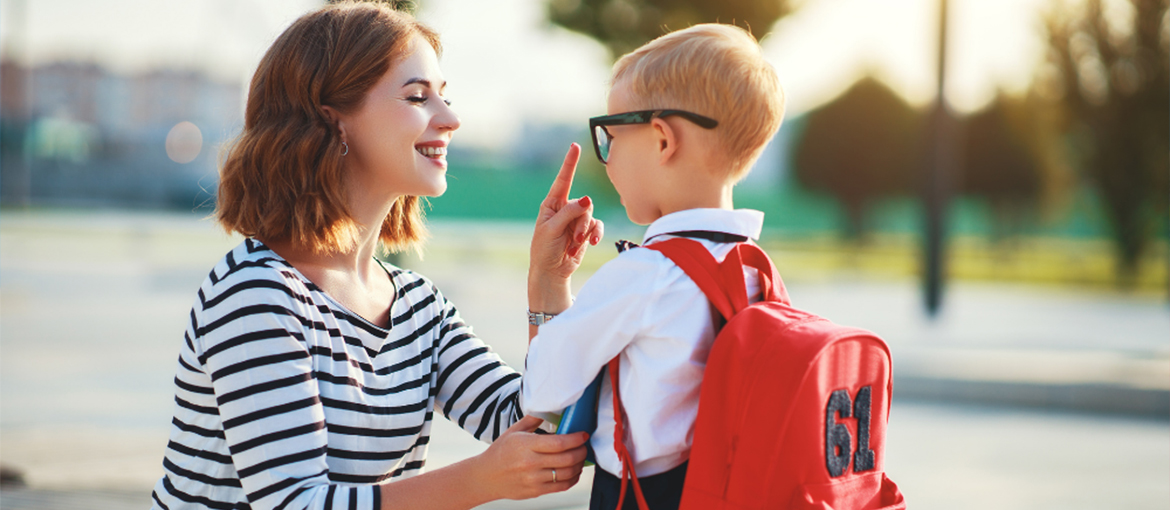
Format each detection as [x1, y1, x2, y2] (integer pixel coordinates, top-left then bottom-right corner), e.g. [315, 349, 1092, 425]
[894, 375, 1170, 418]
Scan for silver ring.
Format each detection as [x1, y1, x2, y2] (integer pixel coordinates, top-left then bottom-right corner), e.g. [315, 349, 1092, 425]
[551, 468, 557, 483]
[341, 141, 349, 156]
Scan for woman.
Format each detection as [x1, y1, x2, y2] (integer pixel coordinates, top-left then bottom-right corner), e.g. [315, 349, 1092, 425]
[150, 3, 603, 509]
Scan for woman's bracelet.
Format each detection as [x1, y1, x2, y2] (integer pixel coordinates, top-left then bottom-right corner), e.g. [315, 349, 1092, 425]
[527, 310, 557, 326]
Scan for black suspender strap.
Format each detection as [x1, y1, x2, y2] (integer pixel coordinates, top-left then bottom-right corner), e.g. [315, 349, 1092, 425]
[616, 230, 749, 254]
[648, 230, 749, 244]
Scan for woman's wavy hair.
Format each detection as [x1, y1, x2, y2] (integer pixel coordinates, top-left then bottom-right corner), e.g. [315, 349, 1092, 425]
[216, 1, 440, 254]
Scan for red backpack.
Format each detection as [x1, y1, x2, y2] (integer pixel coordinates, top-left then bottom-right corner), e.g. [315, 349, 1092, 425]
[607, 238, 905, 510]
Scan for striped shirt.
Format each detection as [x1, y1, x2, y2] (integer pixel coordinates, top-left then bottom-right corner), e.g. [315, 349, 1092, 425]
[151, 239, 523, 510]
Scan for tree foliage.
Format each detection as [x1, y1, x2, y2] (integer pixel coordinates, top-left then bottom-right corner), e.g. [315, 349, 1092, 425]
[1036, 0, 1169, 277]
[960, 95, 1055, 241]
[327, 0, 419, 14]
[795, 79, 1063, 243]
[546, 0, 795, 61]
[794, 78, 924, 239]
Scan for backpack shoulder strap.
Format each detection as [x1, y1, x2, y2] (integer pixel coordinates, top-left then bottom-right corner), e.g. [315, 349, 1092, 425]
[645, 238, 739, 320]
[721, 242, 790, 306]
[608, 356, 649, 510]
[646, 238, 791, 317]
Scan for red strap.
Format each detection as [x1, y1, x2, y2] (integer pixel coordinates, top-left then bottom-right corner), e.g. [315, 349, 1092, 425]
[608, 356, 649, 510]
[647, 239, 790, 316]
[721, 242, 789, 305]
[646, 239, 738, 320]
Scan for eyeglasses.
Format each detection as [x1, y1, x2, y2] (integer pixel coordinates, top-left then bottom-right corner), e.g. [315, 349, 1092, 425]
[588, 110, 719, 164]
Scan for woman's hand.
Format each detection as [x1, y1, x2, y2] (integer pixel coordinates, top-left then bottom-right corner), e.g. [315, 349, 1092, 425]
[375, 415, 588, 509]
[529, 143, 604, 313]
[474, 416, 591, 501]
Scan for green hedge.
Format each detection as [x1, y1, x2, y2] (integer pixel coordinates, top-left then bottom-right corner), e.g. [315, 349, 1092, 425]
[429, 161, 1165, 242]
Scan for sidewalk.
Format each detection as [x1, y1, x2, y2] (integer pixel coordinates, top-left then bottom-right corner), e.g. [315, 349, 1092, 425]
[797, 279, 1169, 417]
[1, 212, 1166, 509]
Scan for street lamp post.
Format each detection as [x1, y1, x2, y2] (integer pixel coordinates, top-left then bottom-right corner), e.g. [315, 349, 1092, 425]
[924, 0, 957, 317]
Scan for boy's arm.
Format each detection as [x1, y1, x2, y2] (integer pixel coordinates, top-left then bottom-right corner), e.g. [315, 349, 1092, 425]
[522, 250, 662, 415]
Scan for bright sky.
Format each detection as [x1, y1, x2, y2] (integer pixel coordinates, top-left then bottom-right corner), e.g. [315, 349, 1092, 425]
[0, 0, 1051, 150]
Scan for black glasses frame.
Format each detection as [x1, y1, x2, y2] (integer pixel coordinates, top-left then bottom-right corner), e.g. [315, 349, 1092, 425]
[588, 109, 719, 164]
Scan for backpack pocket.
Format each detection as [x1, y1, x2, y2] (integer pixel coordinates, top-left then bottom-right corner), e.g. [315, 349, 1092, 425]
[789, 472, 906, 510]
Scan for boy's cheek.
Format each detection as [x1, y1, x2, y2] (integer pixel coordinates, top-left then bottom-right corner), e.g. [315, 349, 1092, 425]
[606, 165, 634, 202]
[602, 157, 623, 186]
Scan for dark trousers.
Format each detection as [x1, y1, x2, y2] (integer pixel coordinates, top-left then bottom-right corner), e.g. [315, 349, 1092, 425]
[589, 462, 688, 510]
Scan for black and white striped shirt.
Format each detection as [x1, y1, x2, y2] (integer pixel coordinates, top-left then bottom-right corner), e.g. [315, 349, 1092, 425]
[151, 239, 523, 510]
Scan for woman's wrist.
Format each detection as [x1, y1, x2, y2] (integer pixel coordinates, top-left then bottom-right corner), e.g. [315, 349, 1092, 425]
[527, 276, 573, 315]
[456, 453, 500, 504]
[375, 454, 496, 510]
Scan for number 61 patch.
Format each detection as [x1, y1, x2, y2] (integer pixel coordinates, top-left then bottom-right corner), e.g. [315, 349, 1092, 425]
[824, 386, 876, 477]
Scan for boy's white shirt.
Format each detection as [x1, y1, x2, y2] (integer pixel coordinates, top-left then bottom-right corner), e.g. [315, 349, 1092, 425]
[522, 207, 764, 477]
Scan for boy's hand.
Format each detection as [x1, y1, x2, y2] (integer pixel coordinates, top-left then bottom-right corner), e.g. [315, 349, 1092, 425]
[529, 143, 604, 313]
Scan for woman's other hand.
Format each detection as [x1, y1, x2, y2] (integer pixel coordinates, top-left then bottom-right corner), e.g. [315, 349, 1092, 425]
[475, 415, 590, 501]
[529, 143, 604, 314]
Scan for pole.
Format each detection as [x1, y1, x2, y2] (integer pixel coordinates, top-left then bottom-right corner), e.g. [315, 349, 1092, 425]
[924, 0, 954, 317]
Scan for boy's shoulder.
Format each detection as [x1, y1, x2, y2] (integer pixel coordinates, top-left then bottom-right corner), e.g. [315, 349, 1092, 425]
[578, 244, 675, 297]
[610, 240, 677, 267]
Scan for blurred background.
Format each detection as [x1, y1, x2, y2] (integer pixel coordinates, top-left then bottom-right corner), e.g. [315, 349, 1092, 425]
[0, 0, 1166, 509]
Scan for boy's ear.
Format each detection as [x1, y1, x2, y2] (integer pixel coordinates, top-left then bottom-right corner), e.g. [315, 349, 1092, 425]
[650, 117, 678, 165]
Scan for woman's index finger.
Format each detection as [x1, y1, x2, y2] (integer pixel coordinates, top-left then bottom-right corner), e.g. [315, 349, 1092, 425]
[546, 143, 581, 204]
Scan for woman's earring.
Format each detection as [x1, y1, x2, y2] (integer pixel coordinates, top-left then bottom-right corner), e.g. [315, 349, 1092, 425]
[341, 141, 349, 156]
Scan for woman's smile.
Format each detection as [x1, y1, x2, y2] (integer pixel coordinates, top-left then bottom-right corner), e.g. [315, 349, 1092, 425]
[415, 141, 448, 164]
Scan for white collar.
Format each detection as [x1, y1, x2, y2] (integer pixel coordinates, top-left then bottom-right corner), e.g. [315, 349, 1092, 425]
[642, 208, 765, 244]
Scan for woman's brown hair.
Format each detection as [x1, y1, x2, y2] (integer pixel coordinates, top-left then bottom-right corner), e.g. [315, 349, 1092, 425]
[216, 1, 440, 254]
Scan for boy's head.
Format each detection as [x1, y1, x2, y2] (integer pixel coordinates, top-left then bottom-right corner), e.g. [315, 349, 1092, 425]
[608, 23, 785, 182]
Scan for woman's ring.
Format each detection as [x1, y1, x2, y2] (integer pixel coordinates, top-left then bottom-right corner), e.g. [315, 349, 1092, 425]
[551, 468, 558, 483]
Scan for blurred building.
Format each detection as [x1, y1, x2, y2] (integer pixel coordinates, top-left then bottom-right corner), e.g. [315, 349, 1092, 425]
[0, 58, 241, 210]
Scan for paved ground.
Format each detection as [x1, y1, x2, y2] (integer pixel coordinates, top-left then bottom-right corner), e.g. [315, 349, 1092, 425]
[1, 211, 1166, 509]
[3, 403, 1166, 509]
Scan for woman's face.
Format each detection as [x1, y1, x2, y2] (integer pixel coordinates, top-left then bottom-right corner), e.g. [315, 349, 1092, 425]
[339, 35, 460, 201]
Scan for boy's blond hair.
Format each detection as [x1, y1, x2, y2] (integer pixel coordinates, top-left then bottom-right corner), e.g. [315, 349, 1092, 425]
[612, 24, 785, 181]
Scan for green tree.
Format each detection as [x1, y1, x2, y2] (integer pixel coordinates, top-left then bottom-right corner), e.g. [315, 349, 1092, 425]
[546, 0, 795, 61]
[1036, 0, 1169, 280]
[793, 77, 925, 239]
[327, 0, 419, 13]
[959, 94, 1054, 241]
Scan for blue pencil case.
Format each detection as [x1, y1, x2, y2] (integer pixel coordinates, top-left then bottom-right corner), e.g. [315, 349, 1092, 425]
[554, 370, 604, 465]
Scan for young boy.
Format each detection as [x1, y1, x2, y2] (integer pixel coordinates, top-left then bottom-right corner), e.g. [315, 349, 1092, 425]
[522, 24, 785, 509]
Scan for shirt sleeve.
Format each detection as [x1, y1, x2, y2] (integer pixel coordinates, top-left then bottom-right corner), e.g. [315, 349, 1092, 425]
[521, 249, 663, 415]
[193, 270, 379, 510]
[429, 282, 524, 443]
